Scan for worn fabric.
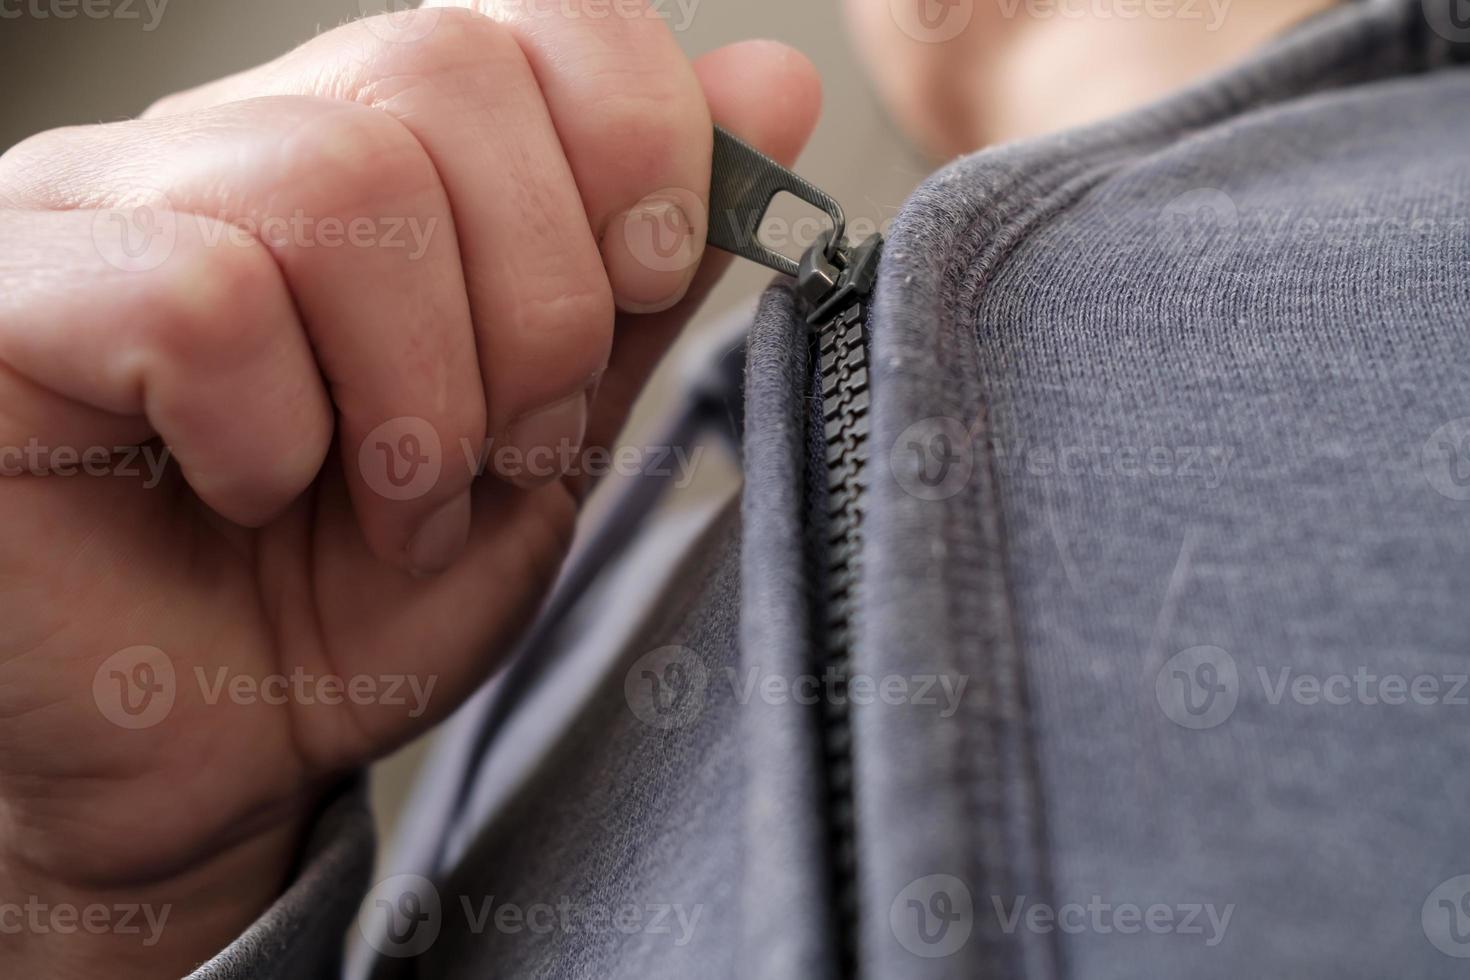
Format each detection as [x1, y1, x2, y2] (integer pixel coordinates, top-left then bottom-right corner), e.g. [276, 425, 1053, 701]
[861, 1, 1470, 976]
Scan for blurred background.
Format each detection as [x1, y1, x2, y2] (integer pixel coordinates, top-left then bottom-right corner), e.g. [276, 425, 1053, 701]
[0, 0, 923, 854]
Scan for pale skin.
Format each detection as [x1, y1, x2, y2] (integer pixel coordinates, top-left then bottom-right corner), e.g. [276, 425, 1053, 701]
[845, 0, 1337, 156]
[0, 0, 1334, 975]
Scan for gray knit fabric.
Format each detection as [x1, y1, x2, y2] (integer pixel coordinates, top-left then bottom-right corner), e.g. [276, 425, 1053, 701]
[861, 1, 1470, 977]
[393, 503, 750, 980]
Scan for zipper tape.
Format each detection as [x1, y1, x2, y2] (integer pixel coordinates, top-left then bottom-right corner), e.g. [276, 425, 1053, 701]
[706, 122, 882, 978]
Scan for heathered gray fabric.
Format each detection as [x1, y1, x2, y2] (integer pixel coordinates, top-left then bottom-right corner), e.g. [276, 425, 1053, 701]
[190, 1, 1470, 976]
[738, 281, 841, 979]
[377, 501, 748, 980]
[862, 0, 1470, 977]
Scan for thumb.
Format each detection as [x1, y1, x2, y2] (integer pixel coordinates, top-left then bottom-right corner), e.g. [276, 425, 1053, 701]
[585, 39, 824, 454]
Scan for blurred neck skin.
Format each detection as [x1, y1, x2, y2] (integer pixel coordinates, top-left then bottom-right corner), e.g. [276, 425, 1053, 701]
[846, 0, 1339, 158]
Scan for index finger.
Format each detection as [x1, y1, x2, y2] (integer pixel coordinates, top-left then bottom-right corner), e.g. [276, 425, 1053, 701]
[427, 0, 714, 314]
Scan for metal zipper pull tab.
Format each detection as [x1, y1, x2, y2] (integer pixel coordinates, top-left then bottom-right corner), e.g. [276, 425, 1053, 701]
[707, 124, 847, 279]
[707, 125, 882, 325]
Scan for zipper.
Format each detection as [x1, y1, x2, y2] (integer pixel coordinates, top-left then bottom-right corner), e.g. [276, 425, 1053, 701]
[797, 230, 883, 978]
[706, 124, 883, 977]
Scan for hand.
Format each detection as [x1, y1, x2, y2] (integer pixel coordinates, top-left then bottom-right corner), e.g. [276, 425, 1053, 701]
[0, 4, 819, 975]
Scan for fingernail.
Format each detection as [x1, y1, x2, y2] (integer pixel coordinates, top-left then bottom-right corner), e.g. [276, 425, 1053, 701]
[502, 391, 587, 489]
[604, 189, 704, 314]
[407, 489, 471, 576]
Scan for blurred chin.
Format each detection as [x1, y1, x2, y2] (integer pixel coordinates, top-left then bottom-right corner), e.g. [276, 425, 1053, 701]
[841, 0, 1000, 158]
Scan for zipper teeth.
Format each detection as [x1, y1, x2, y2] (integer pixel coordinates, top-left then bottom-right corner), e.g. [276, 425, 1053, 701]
[815, 297, 872, 978]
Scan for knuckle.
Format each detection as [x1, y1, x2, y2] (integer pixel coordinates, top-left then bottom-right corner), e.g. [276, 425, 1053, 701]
[589, 90, 707, 196]
[0, 126, 94, 204]
[141, 90, 188, 119]
[359, 6, 519, 79]
[509, 279, 616, 361]
[272, 100, 439, 217]
[139, 231, 282, 370]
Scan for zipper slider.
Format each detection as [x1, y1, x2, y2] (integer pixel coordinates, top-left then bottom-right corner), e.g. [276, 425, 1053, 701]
[797, 231, 883, 326]
[707, 125, 882, 325]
